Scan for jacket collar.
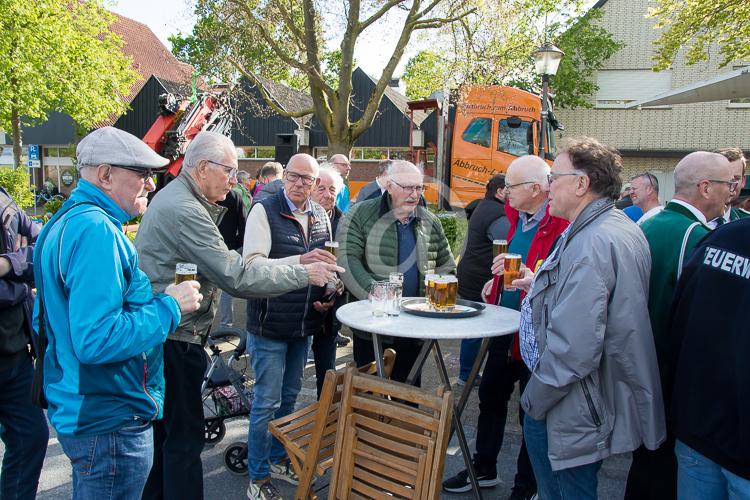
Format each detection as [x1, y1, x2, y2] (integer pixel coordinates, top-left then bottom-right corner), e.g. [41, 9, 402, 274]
[665, 200, 711, 227]
[564, 197, 614, 244]
[177, 171, 227, 222]
[70, 179, 131, 225]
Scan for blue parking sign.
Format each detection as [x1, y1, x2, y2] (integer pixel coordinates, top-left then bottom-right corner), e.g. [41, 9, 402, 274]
[28, 144, 39, 161]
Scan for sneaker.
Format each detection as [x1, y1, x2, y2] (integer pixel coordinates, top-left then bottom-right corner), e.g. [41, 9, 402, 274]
[507, 486, 537, 500]
[442, 466, 499, 493]
[247, 480, 282, 500]
[335, 333, 350, 347]
[270, 459, 298, 485]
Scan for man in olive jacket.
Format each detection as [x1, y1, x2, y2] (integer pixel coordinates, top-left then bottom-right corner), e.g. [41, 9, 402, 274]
[338, 160, 455, 384]
[626, 151, 735, 500]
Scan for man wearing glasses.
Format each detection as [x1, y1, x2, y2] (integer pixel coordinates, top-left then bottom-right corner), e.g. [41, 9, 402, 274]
[715, 147, 749, 224]
[626, 151, 735, 499]
[630, 172, 663, 225]
[242, 153, 341, 500]
[330, 154, 352, 212]
[136, 136, 341, 500]
[338, 160, 455, 385]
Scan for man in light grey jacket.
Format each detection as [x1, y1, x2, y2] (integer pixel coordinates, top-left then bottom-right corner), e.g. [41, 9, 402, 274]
[136, 131, 341, 500]
[515, 137, 665, 500]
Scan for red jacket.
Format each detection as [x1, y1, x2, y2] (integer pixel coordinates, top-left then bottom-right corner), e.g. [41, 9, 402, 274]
[491, 202, 569, 359]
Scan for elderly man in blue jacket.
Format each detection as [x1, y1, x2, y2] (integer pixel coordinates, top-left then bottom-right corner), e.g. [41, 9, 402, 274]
[34, 127, 202, 499]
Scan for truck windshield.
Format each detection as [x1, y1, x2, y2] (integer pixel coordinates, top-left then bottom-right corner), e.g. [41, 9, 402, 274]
[497, 118, 533, 157]
[461, 117, 492, 148]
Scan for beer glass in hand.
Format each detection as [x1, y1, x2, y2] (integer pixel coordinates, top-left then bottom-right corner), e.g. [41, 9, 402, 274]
[175, 263, 197, 284]
[324, 241, 339, 257]
[503, 254, 522, 291]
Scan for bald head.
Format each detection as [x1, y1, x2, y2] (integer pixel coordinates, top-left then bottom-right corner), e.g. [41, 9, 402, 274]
[674, 152, 730, 195]
[286, 153, 320, 177]
[329, 153, 351, 179]
[674, 151, 733, 221]
[507, 155, 550, 186]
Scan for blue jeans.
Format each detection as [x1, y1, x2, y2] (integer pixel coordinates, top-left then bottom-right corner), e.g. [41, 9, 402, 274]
[58, 420, 153, 500]
[0, 355, 49, 500]
[247, 334, 308, 481]
[218, 290, 235, 327]
[523, 414, 601, 500]
[459, 338, 482, 382]
[676, 440, 750, 500]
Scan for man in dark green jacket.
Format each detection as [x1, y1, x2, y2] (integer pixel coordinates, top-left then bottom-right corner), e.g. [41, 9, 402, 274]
[626, 150, 735, 500]
[338, 160, 455, 384]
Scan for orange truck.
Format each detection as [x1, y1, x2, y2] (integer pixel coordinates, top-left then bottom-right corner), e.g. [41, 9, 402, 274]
[445, 85, 558, 207]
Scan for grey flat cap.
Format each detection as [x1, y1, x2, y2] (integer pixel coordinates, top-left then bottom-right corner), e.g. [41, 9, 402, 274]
[77, 126, 169, 170]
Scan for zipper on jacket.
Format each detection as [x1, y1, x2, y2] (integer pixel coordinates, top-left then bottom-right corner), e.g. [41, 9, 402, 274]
[580, 378, 602, 427]
[282, 211, 314, 336]
[142, 352, 159, 417]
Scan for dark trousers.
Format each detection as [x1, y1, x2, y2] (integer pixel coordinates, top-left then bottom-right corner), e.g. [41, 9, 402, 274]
[143, 340, 207, 500]
[312, 331, 337, 399]
[624, 431, 677, 500]
[0, 354, 49, 500]
[352, 333, 424, 386]
[474, 335, 536, 493]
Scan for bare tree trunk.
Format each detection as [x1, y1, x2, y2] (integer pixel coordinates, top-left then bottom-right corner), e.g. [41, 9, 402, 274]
[326, 137, 353, 158]
[11, 107, 22, 170]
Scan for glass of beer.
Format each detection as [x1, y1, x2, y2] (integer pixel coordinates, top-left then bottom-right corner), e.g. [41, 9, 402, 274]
[492, 239, 508, 258]
[324, 241, 339, 257]
[432, 277, 450, 311]
[175, 263, 197, 284]
[444, 275, 458, 311]
[503, 254, 522, 291]
[424, 273, 439, 309]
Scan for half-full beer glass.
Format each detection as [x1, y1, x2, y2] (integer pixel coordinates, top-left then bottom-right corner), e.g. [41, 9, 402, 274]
[503, 254, 522, 291]
[175, 263, 197, 284]
[324, 241, 339, 257]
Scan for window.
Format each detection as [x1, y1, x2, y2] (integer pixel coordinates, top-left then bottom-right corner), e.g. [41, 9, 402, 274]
[595, 70, 672, 108]
[728, 66, 750, 107]
[461, 118, 492, 148]
[497, 118, 533, 157]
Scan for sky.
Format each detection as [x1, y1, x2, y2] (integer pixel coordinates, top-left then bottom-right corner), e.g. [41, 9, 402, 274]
[110, 0, 405, 77]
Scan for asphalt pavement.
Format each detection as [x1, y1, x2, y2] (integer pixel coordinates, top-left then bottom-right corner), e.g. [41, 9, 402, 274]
[4, 299, 630, 499]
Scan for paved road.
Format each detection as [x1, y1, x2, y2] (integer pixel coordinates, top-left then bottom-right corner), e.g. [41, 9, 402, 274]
[4, 303, 630, 499]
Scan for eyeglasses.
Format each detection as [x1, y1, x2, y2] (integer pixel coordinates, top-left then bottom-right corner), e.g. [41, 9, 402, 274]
[113, 165, 154, 182]
[706, 179, 740, 192]
[547, 172, 585, 184]
[285, 171, 317, 186]
[503, 181, 536, 192]
[391, 180, 425, 194]
[208, 160, 238, 179]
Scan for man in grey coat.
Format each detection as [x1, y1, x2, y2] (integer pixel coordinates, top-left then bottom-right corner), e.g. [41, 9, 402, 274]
[136, 131, 341, 500]
[514, 137, 665, 500]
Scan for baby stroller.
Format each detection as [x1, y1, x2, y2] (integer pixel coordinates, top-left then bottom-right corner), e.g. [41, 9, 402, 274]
[201, 327, 253, 448]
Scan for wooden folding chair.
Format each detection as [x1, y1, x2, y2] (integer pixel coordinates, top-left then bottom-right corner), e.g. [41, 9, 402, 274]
[269, 349, 397, 500]
[328, 367, 454, 500]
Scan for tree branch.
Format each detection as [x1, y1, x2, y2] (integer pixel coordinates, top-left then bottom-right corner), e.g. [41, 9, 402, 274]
[413, 9, 476, 30]
[359, 0, 407, 32]
[228, 58, 314, 118]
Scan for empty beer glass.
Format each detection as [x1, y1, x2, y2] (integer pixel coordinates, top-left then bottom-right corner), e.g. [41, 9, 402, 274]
[175, 263, 197, 284]
[370, 281, 389, 317]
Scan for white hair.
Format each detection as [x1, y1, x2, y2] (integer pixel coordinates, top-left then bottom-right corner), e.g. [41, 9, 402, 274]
[386, 160, 423, 177]
[507, 155, 550, 187]
[318, 163, 344, 195]
[183, 131, 235, 170]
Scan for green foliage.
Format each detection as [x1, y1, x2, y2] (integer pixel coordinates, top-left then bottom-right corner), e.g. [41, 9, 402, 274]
[0, 167, 33, 208]
[649, 0, 750, 70]
[403, 51, 451, 100]
[402, 2, 622, 109]
[43, 197, 63, 215]
[0, 0, 139, 166]
[433, 211, 468, 256]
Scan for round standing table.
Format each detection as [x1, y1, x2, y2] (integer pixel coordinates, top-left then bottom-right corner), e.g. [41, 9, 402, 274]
[337, 299, 520, 500]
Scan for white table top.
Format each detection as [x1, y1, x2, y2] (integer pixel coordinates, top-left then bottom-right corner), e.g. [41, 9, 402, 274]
[336, 300, 520, 340]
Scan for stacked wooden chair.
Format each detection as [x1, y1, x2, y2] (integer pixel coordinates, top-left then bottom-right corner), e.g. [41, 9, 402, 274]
[269, 349, 397, 500]
[328, 367, 454, 500]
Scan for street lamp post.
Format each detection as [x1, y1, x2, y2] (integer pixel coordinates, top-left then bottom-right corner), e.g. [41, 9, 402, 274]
[533, 44, 564, 159]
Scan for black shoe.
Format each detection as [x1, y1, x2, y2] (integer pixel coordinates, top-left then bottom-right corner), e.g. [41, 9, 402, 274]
[507, 486, 537, 500]
[335, 333, 350, 347]
[442, 467, 499, 493]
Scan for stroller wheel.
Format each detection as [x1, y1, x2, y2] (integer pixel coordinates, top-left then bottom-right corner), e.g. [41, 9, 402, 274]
[205, 420, 226, 444]
[224, 442, 248, 475]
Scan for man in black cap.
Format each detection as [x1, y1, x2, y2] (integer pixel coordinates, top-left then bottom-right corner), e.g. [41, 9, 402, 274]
[34, 127, 203, 499]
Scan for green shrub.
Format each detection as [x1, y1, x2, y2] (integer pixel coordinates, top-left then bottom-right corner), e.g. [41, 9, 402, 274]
[432, 210, 468, 256]
[0, 167, 34, 208]
[43, 198, 64, 215]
